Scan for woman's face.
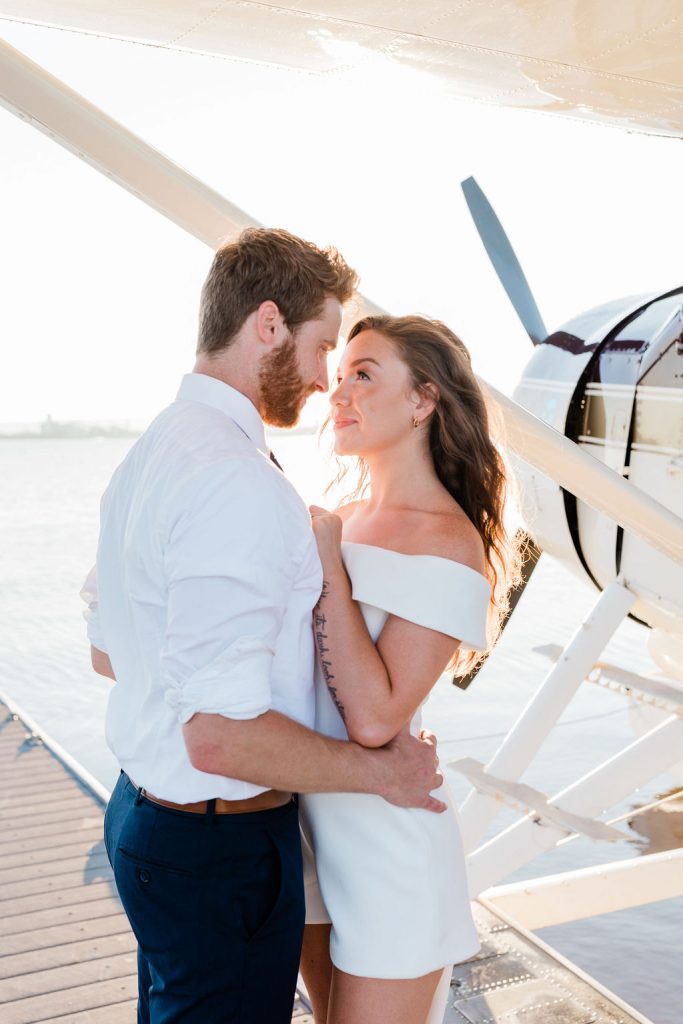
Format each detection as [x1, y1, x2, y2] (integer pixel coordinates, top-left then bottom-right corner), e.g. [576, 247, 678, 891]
[330, 329, 419, 457]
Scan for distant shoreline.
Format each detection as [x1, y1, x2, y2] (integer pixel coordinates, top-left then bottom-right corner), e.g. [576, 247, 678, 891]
[0, 428, 142, 440]
[0, 422, 319, 440]
[0, 415, 144, 440]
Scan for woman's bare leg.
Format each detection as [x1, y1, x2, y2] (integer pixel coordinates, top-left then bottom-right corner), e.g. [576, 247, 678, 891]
[426, 965, 453, 1024]
[300, 924, 333, 1024]
[328, 965, 444, 1024]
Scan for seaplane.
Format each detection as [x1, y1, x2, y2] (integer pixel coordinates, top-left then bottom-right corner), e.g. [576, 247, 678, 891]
[1, 4, 682, 1022]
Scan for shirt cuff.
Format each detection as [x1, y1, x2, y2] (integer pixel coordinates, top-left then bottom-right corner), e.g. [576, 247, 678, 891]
[80, 567, 108, 654]
[163, 636, 274, 724]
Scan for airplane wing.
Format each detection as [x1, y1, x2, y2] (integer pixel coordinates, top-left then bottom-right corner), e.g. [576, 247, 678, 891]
[1, 1, 682, 138]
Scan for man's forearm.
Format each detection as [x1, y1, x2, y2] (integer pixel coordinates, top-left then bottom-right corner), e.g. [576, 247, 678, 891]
[183, 709, 380, 796]
[91, 646, 116, 680]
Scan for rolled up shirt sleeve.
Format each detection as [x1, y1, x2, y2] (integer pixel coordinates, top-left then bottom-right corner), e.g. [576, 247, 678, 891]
[80, 564, 108, 654]
[161, 458, 298, 724]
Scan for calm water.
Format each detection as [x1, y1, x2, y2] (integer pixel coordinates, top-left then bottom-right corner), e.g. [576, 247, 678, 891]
[1, 436, 681, 1021]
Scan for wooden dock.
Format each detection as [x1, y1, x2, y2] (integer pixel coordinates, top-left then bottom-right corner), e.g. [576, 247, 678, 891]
[0, 700, 312, 1023]
[0, 697, 653, 1024]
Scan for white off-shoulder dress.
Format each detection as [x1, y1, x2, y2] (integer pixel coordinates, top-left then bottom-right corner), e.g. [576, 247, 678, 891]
[300, 541, 491, 980]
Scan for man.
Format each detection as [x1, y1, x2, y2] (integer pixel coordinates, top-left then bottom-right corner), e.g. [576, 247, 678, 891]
[83, 228, 445, 1023]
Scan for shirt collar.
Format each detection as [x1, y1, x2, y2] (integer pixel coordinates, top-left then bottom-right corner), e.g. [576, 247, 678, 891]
[176, 373, 268, 456]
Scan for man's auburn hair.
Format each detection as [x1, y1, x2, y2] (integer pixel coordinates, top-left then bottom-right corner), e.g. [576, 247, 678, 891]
[197, 227, 359, 355]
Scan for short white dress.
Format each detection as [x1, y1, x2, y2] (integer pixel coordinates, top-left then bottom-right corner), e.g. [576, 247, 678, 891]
[300, 541, 491, 980]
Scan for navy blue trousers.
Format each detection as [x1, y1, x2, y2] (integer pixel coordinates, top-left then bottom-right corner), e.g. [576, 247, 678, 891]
[104, 772, 305, 1023]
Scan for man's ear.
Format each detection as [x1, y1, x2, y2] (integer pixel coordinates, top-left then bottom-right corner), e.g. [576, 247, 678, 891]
[413, 382, 439, 419]
[254, 300, 286, 347]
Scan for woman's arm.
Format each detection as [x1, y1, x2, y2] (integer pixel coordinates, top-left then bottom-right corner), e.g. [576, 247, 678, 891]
[310, 510, 462, 747]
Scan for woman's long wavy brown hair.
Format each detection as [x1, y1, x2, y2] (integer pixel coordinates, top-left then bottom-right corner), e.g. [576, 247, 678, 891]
[334, 314, 522, 676]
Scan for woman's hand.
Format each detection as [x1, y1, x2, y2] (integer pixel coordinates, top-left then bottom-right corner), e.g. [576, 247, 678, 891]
[309, 505, 344, 567]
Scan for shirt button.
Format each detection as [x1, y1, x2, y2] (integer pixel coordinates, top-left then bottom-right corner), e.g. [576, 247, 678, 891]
[139, 869, 151, 884]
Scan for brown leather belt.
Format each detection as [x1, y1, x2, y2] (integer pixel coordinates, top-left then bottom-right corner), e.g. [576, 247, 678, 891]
[132, 780, 292, 815]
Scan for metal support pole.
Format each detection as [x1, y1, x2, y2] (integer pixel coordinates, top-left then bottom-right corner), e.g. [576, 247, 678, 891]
[467, 713, 683, 895]
[0, 34, 255, 248]
[458, 580, 636, 852]
[482, 847, 683, 929]
[0, 32, 385, 326]
[480, 381, 683, 570]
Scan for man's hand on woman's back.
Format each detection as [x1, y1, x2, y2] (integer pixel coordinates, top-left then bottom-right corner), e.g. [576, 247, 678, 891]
[378, 725, 446, 812]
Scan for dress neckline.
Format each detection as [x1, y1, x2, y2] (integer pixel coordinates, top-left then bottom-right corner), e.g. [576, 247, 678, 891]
[340, 540, 490, 587]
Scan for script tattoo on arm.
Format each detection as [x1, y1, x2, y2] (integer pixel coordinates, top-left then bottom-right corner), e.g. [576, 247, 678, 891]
[314, 579, 346, 723]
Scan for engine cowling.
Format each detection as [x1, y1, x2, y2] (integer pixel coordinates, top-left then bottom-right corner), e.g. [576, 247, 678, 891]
[512, 288, 683, 653]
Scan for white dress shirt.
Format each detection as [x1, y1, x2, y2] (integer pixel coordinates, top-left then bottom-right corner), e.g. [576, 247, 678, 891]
[82, 373, 322, 801]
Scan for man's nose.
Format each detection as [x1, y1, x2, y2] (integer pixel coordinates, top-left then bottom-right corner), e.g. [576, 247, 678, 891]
[314, 360, 329, 394]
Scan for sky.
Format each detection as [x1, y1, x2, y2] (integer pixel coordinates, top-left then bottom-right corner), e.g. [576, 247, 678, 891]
[2, 18, 683, 426]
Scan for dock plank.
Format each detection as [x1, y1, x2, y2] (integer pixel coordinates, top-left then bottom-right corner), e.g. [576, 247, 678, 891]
[40, 1003, 137, 1024]
[1, 836, 107, 870]
[0, 827, 105, 858]
[2, 895, 128, 937]
[1, 816, 106, 846]
[0, 850, 110, 886]
[0, 797, 100, 824]
[0, 751, 56, 768]
[0, 781, 84, 805]
[0, 913, 132, 957]
[0, 771, 78, 790]
[0, 768, 81, 787]
[0, 933, 137, 981]
[1, 974, 138, 1024]
[1, 879, 117, 917]
[0, 863, 115, 901]
[0, 951, 137, 1004]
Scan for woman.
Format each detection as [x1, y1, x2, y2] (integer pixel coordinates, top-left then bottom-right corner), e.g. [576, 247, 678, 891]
[299, 315, 519, 1024]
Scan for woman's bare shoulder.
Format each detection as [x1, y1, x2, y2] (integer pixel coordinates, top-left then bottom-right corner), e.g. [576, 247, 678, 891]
[426, 513, 486, 573]
[334, 498, 364, 524]
[390, 507, 486, 574]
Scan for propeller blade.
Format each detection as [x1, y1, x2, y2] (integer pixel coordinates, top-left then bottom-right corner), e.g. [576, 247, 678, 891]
[461, 176, 547, 345]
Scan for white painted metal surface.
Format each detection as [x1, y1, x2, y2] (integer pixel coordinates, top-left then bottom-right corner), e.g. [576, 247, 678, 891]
[451, 758, 622, 842]
[458, 580, 636, 852]
[467, 714, 683, 895]
[2, 1, 683, 137]
[591, 659, 683, 716]
[483, 383, 683, 572]
[483, 848, 683, 929]
[468, 899, 656, 1024]
[0, 36, 255, 249]
[0, 33, 386, 337]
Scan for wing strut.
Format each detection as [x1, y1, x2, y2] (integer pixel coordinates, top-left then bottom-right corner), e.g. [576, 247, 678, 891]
[0, 35, 256, 247]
